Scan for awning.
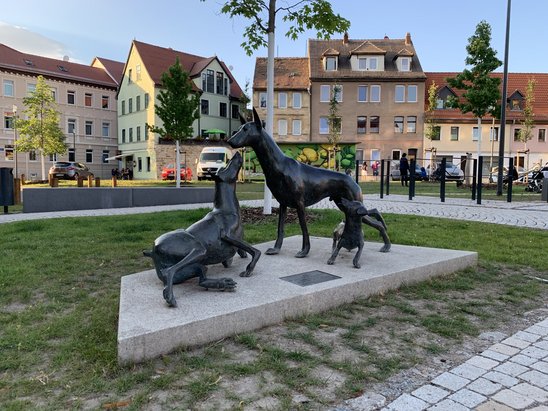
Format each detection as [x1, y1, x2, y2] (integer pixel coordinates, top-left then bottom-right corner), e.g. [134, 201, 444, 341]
[105, 150, 141, 161]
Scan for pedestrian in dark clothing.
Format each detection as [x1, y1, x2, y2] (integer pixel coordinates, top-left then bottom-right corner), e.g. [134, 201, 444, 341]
[399, 153, 409, 187]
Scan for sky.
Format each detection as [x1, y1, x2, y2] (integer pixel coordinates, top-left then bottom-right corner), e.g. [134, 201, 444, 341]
[1, 0, 546, 91]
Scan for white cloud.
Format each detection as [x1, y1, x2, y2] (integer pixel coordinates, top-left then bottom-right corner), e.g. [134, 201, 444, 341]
[0, 21, 78, 61]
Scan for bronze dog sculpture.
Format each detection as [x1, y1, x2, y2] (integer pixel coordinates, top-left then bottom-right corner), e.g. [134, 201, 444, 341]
[143, 152, 261, 307]
[228, 108, 390, 258]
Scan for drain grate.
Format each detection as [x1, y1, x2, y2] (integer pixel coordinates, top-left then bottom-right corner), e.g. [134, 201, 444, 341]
[280, 270, 341, 287]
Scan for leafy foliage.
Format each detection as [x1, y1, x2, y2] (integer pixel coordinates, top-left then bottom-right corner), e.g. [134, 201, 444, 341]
[15, 75, 66, 179]
[147, 57, 200, 141]
[209, 0, 350, 55]
[446, 21, 502, 119]
[515, 78, 536, 144]
[327, 85, 342, 158]
[424, 81, 439, 144]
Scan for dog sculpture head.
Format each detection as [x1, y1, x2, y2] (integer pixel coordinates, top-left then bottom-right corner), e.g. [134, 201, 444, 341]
[214, 151, 242, 184]
[227, 108, 263, 149]
[340, 197, 368, 217]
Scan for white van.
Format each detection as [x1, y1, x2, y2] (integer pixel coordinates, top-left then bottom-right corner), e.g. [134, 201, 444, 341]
[196, 147, 233, 180]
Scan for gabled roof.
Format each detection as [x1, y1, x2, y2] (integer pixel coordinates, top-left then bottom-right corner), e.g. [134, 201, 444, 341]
[308, 35, 425, 80]
[321, 48, 340, 57]
[425, 72, 548, 121]
[0, 43, 118, 89]
[253, 57, 309, 90]
[91, 57, 125, 85]
[350, 41, 386, 55]
[130, 40, 243, 99]
[396, 48, 414, 57]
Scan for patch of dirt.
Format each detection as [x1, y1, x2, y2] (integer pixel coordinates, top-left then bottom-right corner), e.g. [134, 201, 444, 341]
[240, 207, 319, 224]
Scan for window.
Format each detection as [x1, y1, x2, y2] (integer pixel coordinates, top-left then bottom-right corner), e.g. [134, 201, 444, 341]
[510, 98, 522, 111]
[292, 92, 302, 108]
[4, 116, 14, 129]
[370, 85, 381, 102]
[216, 72, 224, 94]
[407, 116, 416, 133]
[136, 64, 141, 81]
[136, 95, 141, 111]
[436, 98, 445, 109]
[127, 69, 132, 84]
[128, 98, 133, 113]
[144, 126, 149, 140]
[122, 129, 126, 143]
[102, 95, 109, 109]
[85, 93, 92, 107]
[450, 126, 459, 141]
[85, 121, 93, 136]
[357, 86, 368, 102]
[278, 92, 287, 108]
[29, 150, 37, 161]
[392, 150, 401, 161]
[357, 116, 367, 134]
[86, 149, 93, 163]
[394, 116, 404, 133]
[68, 118, 76, 134]
[129, 128, 133, 142]
[136, 126, 141, 141]
[319, 117, 329, 134]
[278, 119, 287, 136]
[330, 117, 342, 134]
[320, 85, 330, 102]
[489, 127, 499, 141]
[259, 92, 268, 108]
[325, 56, 337, 71]
[513, 128, 521, 141]
[231, 104, 239, 119]
[5, 145, 13, 160]
[206, 69, 214, 93]
[144, 93, 149, 109]
[50, 88, 57, 101]
[49, 153, 57, 162]
[407, 85, 418, 102]
[138, 157, 143, 172]
[146, 157, 151, 172]
[201, 99, 209, 115]
[27, 83, 36, 94]
[472, 127, 479, 141]
[369, 116, 380, 133]
[102, 150, 109, 163]
[121, 100, 126, 115]
[369, 58, 377, 70]
[102, 122, 110, 137]
[400, 57, 410, 71]
[67, 91, 75, 105]
[224, 78, 228, 95]
[432, 126, 441, 140]
[333, 85, 343, 102]
[358, 57, 377, 70]
[395, 85, 405, 103]
[219, 102, 227, 117]
[292, 119, 301, 135]
[3, 80, 14, 97]
[68, 148, 75, 162]
[539, 129, 546, 143]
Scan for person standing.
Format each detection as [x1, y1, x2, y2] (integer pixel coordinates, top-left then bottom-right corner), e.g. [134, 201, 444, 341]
[399, 153, 409, 187]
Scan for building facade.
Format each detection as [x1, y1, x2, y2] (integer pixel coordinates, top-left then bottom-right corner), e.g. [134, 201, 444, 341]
[0, 44, 121, 180]
[425, 72, 548, 175]
[116, 40, 246, 180]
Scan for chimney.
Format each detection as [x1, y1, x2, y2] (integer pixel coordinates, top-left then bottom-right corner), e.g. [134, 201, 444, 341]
[343, 32, 349, 44]
[384, 35, 389, 39]
[405, 32, 412, 45]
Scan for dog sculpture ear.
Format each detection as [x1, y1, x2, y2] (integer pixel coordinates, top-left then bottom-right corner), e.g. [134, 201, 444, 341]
[239, 113, 247, 125]
[253, 107, 262, 129]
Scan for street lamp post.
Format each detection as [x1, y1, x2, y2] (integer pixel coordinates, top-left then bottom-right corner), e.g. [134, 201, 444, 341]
[12, 105, 18, 178]
[72, 131, 76, 161]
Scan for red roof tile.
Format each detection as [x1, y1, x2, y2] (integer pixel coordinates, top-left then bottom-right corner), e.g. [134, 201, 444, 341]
[0, 43, 118, 88]
[92, 57, 125, 85]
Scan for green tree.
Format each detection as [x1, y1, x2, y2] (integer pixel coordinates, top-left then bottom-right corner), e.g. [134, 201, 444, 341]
[202, 0, 350, 213]
[515, 78, 536, 175]
[424, 81, 440, 174]
[446, 20, 502, 159]
[327, 85, 342, 170]
[148, 57, 200, 187]
[15, 75, 66, 180]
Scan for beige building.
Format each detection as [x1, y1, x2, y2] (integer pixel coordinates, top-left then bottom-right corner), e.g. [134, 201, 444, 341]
[0, 44, 122, 180]
[425, 72, 548, 174]
[253, 57, 310, 142]
[308, 33, 427, 165]
[116, 40, 246, 180]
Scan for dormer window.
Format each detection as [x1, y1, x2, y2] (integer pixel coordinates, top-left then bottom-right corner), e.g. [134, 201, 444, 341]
[358, 57, 378, 71]
[400, 57, 411, 71]
[325, 56, 337, 71]
[508, 91, 524, 111]
[435, 86, 457, 109]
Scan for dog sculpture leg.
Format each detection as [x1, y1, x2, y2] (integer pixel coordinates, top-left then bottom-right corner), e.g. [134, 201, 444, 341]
[295, 203, 310, 258]
[327, 243, 342, 265]
[162, 247, 207, 307]
[266, 204, 287, 255]
[362, 216, 391, 253]
[352, 242, 364, 269]
[222, 235, 261, 277]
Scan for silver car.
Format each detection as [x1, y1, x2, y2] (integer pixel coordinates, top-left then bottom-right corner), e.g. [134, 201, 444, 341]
[49, 162, 94, 180]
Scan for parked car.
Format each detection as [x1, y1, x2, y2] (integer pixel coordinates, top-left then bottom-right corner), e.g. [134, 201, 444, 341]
[161, 163, 193, 181]
[489, 166, 525, 183]
[430, 162, 465, 183]
[390, 163, 428, 181]
[48, 162, 93, 180]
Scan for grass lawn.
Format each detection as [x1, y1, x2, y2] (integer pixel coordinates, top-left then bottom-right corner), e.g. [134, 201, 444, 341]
[0, 210, 546, 409]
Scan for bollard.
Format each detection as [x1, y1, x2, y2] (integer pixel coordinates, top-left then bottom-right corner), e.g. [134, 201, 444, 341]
[380, 160, 384, 199]
[14, 178, 21, 204]
[111, 176, 117, 187]
[87, 175, 93, 187]
[20, 174, 25, 185]
[477, 156, 483, 205]
[472, 159, 477, 201]
[95, 177, 101, 187]
[440, 158, 446, 203]
[51, 178, 58, 188]
[48, 174, 54, 187]
[507, 158, 514, 203]
[409, 159, 416, 200]
[77, 176, 84, 187]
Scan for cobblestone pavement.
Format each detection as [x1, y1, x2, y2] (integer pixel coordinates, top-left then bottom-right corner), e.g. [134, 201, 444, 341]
[2, 195, 547, 410]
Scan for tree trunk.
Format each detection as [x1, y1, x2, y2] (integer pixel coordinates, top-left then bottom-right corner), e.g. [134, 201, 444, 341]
[40, 152, 46, 181]
[176, 140, 181, 188]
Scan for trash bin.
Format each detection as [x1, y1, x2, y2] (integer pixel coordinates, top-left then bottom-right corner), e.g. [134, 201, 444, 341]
[542, 178, 548, 202]
[0, 167, 15, 206]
